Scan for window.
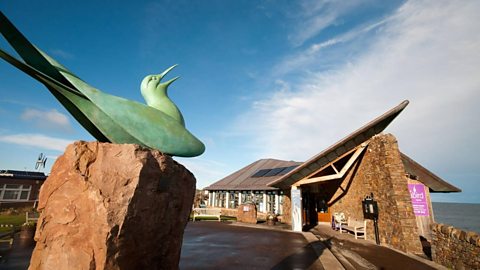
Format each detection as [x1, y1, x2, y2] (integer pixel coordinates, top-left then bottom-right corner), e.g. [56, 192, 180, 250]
[266, 192, 275, 213]
[278, 193, 284, 215]
[229, 192, 237, 208]
[3, 190, 20, 200]
[242, 191, 252, 204]
[253, 191, 263, 211]
[0, 184, 32, 201]
[215, 191, 226, 208]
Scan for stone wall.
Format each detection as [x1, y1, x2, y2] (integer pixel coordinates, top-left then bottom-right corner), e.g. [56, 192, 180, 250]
[220, 208, 238, 218]
[431, 223, 480, 269]
[281, 189, 292, 225]
[219, 208, 267, 220]
[330, 134, 423, 254]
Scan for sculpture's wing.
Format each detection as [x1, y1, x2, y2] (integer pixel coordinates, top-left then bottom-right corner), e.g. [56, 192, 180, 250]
[0, 11, 78, 92]
[0, 11, 101, 99]
[0, 12, 132, 143]
[0, 48, 141, 145]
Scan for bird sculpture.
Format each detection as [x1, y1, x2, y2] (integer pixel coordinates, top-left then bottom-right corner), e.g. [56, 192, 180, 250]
[0, 12, 205, 157]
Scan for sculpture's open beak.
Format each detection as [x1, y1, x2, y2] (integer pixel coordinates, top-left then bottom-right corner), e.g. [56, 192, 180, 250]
[160, 76, 179, 89]
[158, 64, 178, 79]
[156, 64, 179, 90]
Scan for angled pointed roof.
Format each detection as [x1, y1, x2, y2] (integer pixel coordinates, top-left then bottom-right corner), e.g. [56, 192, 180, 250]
[401, 153, 461, 192]
[269, 100, 409, 189]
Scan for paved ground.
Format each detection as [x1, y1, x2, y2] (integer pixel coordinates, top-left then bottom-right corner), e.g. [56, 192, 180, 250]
[311, 223, 447, 270]
[0, 222, 449, 270]
[0, 222, 325, 270]
[0, 233, 35, 270]
[180, 222, 324, 269]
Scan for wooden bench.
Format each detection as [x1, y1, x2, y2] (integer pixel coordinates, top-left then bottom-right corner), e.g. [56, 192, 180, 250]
[192, 208, 221, 221]
[0, 238, 13, 247]
[332, 212, 347, 230]
[340, 218, 367, 239]
[0, 232, 14, 250]
[26, 212, 39, 224]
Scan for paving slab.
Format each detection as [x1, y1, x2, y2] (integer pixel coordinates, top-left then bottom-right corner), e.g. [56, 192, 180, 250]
[311, 224, 447, 270]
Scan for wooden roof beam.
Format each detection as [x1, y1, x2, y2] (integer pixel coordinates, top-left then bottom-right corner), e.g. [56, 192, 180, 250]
[293, 142, 368, 187]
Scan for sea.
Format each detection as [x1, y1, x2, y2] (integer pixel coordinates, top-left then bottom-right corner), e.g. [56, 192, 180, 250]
[432, 202, 480, 234]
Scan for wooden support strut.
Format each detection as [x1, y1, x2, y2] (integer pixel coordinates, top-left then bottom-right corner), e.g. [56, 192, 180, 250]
[293, 142, 369, 187]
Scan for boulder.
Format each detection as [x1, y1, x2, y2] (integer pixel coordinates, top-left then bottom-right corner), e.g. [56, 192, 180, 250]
[237, 203, 257, 224]
[29, 141, 196, 270]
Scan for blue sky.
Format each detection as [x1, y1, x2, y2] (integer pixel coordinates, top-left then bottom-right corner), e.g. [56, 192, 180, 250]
[1, 0, 479, 203]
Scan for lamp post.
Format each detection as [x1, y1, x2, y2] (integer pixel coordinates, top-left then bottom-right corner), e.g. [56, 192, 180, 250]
[362, 193, 380, 245]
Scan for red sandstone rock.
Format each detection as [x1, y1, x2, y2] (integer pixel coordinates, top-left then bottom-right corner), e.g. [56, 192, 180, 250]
[29, 141, 196, 270]
[237, 203, 257, 224]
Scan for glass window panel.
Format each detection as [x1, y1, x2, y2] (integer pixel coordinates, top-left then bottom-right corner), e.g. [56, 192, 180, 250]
[251, 169, 270, 177]
[20, 191, 29, 200]
[279, 195, 284, 215]
[5, 184, 21, 189]
[264, 167, 284, 177]
[3, 190, 19, 200]
[228, 192, 236, 208]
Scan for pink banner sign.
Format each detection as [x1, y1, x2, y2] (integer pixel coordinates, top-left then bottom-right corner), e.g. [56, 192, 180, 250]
[408, 183, 429, 216]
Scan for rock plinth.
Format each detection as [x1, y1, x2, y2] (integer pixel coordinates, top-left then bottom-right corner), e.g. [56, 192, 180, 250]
[29, 141, 196, 270]
[237, 203, 257, 224]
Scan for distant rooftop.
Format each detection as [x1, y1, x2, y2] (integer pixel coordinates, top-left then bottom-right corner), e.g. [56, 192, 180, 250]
[0, 170, 47, 180]
[205, 159, 302, 191]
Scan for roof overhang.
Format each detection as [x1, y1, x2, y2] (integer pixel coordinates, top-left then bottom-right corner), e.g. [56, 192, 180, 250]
[268, 100, 409, 189]
[401, 153, 461, 192]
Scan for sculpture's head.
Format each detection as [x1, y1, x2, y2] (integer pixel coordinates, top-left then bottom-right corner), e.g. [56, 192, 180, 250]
[140, 65, 185, 126]
[141, 64, 179, 98]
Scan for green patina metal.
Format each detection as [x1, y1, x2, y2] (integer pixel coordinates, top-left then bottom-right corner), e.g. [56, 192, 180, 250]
[0, 12, 205, 157]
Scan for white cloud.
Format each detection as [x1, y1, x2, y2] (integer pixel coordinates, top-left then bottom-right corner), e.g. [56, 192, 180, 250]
[236, 0, 480, 173]
[289, 0, 368, 47]
[0, 133, 73, 151]
[21, 108, 72, 131]
[49, 49, 74, 60]
[274, 18, 389, 77]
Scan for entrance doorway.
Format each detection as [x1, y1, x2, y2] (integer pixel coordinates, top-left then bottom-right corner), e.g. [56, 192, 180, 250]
[302, 191, 331, 228]
[301, 183, 338, 230]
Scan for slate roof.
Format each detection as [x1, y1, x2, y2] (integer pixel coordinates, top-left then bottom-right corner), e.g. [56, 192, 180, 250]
[205, 159, 302, 191]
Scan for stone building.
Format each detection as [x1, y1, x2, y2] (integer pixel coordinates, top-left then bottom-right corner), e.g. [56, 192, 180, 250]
[205, 100, 460, 254]
[0, 170, 47, 209]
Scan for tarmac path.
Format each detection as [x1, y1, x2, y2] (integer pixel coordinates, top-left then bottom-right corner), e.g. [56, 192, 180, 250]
[1, 222, 324, 270]
[180, 222, 324, 270]
[1, 221, 446, 270]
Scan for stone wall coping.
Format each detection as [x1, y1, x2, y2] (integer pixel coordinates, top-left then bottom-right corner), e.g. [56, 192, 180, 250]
[432, 223, 480, 247]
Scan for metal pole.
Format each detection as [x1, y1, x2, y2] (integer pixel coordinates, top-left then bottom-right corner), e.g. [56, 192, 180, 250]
[374, 217, 380, 245]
